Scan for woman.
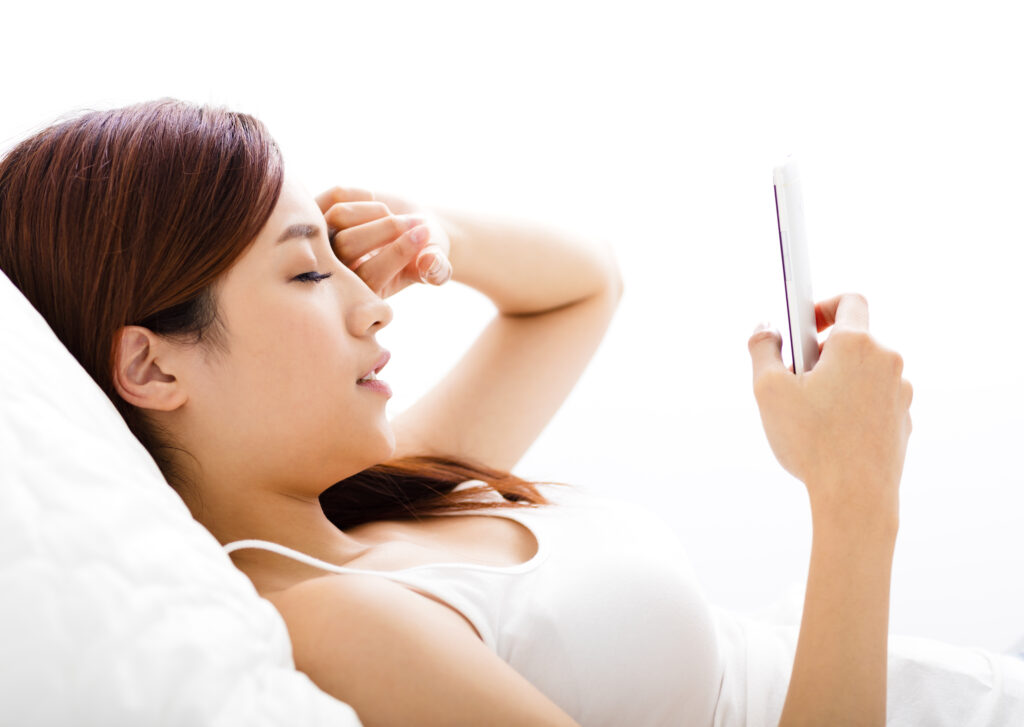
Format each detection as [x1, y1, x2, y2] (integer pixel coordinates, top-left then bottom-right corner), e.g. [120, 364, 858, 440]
[0, 98, 1020, 727]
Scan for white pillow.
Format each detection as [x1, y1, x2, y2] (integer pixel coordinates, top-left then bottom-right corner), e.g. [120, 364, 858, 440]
[0, 268, 361, 727]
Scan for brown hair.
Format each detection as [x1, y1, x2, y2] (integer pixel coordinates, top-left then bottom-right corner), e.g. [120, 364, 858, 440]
[0, 98, 558, 528]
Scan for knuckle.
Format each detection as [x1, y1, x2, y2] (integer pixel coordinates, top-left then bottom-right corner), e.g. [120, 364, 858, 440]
[323, 202, 352, 226]
[752, 370, 781, 400]
[747, 329, 779, 350]
[832, 327, 872, 351]
[316, 186, 346, 208]
[355, 259, 380, 288]
[389, 214, 408, 235]
[330, 232, 351, 258]
[849, 329, 873, 348]
[844, 291, 869, 309]
[890, 351, 904, 376]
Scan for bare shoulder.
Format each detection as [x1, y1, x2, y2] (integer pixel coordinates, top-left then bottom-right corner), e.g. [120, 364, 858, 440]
[263, 571, 476, 642]
[264, 574, 579, 727]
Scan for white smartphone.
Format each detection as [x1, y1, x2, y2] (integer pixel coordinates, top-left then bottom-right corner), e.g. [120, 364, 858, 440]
[773, 157, 819, 374]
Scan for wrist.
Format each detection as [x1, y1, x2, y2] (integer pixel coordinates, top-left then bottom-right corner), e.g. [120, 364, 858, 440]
[809, 493, 900, 545]
[421, 204, 620, 315]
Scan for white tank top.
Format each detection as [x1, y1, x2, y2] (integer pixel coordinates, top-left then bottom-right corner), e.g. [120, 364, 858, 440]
[223, 482, 1024, 726]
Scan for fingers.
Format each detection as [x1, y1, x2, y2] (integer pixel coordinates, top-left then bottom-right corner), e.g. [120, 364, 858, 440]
[333, 213, 425, 266]
[315, 186, 375, 214]
[748, 324, 787, 385]
[322, 201, 392, 240]
[354, 225, 434, 293]
[815, 292, 869, 332]
[415, 245, 453, 286]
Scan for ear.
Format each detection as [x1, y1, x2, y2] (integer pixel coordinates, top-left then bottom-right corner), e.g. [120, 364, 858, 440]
[112, 326, 189, 411]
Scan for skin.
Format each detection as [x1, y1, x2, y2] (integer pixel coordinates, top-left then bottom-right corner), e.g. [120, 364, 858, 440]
[112, 166, 912, 725]
[749, 296, 912, 726]
[114, 175, 414, 568]
[111, 172, 624, 590]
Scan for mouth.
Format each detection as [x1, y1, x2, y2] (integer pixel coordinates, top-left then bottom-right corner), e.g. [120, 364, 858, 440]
[356, 350, 390, 384]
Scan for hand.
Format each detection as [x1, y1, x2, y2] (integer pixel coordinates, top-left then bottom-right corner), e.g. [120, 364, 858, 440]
[315, 186, 453, 298]
[747, 293, 913, 527]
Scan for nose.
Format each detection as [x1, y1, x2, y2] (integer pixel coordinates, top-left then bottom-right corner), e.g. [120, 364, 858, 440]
[345, 273, 393, 336]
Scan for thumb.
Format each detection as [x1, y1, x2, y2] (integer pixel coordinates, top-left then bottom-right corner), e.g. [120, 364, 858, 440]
[415, 246, 452, 286]
[748, 322, 786, 382]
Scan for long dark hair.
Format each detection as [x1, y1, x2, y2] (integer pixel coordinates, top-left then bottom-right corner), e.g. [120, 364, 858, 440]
[0, 98, 557, 529]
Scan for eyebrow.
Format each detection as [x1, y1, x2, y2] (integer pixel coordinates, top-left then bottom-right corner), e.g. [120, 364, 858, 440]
[275, 223, 322, 245]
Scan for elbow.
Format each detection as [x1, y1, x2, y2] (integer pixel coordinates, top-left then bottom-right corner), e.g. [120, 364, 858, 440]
[601, 241, 625, 305]
[610, 265, 624, 304]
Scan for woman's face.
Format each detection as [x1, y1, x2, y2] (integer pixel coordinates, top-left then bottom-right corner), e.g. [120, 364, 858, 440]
[174, 174, 396, 494]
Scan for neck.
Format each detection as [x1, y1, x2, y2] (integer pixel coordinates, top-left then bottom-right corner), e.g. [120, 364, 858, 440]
[178, 476, 374, 569]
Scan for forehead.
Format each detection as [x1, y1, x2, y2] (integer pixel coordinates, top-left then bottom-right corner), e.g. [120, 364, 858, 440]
[220, 175, 324, 286]
[260, 176, 323, 242]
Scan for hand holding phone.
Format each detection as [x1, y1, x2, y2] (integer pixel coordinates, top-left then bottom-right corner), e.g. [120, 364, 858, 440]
[773, 157, 819, 374]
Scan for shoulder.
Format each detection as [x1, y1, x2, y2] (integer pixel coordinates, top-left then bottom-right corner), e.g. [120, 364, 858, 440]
[265, 574, 470, 710]
[265, 572, 471, 647]
[263, 573, 578, 726]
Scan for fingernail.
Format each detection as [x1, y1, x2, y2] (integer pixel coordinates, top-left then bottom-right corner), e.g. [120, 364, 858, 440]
[416, 251, 438, 280]
[417, 252, 450, 285]
[753, 320, 772, 334]
[410, 226, 429, 245]
[401, 214, 427, 229]
[417, 252, 442, 278]
[429, 257, 451, 285]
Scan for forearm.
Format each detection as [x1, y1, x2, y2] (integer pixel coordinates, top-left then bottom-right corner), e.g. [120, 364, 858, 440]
[434, 206, 622, 315]
[779, 508, 897, 727]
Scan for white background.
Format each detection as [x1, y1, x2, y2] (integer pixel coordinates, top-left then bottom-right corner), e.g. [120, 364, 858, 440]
[3, 0, 1022, 653]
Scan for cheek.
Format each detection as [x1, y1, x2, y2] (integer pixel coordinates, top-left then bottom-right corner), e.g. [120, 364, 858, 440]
[223, 299, 361, 407]
[253, 321, 359, 409]
[246, 302, 344, 370]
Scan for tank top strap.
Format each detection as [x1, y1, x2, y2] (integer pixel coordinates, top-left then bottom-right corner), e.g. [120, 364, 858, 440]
[222, 537, 509, 649]
[222, 539, 365, 571]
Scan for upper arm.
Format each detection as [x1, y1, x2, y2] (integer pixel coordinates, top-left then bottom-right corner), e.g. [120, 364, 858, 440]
[267, 575, 579, 727]
[390, 282, 622, 472]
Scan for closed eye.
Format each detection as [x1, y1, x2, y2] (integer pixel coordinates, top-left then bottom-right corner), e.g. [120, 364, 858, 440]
[294, 271, 334, 284]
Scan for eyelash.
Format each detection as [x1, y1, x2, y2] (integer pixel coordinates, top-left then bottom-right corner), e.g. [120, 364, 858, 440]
[294, 271, 334, 284]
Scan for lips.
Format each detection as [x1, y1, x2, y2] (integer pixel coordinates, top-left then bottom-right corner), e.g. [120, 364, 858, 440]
[357, 350, 390, 383]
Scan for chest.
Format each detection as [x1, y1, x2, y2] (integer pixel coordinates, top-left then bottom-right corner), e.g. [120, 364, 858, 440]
[248, 513, 539, 596]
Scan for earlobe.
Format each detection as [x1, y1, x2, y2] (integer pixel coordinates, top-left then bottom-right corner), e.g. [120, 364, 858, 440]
[112, 326, 188, 411]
